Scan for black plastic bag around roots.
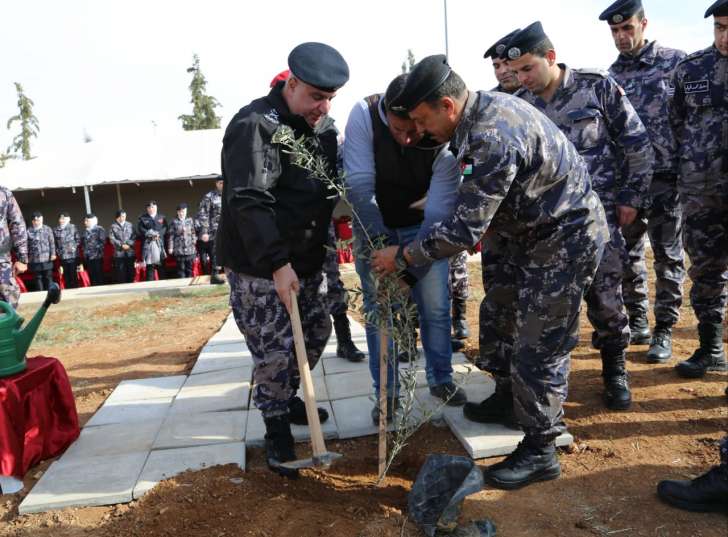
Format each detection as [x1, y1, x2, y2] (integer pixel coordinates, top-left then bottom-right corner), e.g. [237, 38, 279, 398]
[407, 454, 495, 536]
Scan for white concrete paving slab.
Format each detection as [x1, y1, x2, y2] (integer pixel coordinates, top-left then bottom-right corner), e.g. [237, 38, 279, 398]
[85, 397, 173, 427]
[104, 376, 186, 404]
[63, 419, 165, 459]
[133, 442, 245, 499]
[18, 451, 150, 514]
[191, 348, 254, 375]
[206, 333, 246, 347]
[153, 411, 248, 450]
[331, 395, 396, 439]
[171, 367, 252, 414]
[325, 370, 372, 400]
[319, 333, 369, 360]
[245, 402, 337, 447]
[321, 355, 370, 376]
[199, 340, 252, 357]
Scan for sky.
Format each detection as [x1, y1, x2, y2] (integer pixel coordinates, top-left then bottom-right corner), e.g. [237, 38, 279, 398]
[0, 0, 715, 158]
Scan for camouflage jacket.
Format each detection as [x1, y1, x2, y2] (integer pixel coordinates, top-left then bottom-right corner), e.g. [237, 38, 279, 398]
[609, 41, 687, 175]
[27, 224, 56, 264]
[196, 190, 222, 239]
[517, 65, 654, 208]
[82, 225, 106, 260]
[408, 90, 608, 269]
[167, 217, 197, 256]
[0, 187, 27, 265]
[53, 224, 80, 261]
[670, 45, 728, 196]
[108, 220, 136, 258]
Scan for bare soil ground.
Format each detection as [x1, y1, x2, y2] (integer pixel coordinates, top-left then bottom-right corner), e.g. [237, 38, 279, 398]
[1, 257, 726, 537]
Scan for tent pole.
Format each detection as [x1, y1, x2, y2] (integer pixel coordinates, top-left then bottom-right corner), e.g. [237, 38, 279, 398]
[116, 184, 123, 210]
[83, 186, 92, 214]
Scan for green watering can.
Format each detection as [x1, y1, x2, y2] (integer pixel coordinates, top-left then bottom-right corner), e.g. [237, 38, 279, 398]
[0, 283, 61, 378]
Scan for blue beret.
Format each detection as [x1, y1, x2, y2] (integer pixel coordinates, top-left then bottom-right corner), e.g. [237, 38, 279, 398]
[505, 22, 549, 61]
[287, 42, 349, 92]
[705, 0, 728, 17]
[387, 54, 452, 112]
[599, 0, 643, 24]
[484, 29, 521, 59]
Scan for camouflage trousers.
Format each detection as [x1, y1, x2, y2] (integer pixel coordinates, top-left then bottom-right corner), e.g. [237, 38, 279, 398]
[227, 270, 331, 418]
[325, 223, 348, 318]
[681, 196, 728, 324]
[585, 214, 631, 351]
[0, 262, 20, 309]
[621, 173, 685, 326]
[477, 223, 605, 442]
[449, 251, 470, 301]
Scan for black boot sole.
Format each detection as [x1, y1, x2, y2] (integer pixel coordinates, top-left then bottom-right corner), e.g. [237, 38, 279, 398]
[630, 334, 651, 345]
[267, 463, 299, 479]
[657, 494, 728, 513]
[646, 353, 671, 364]
[463, 405, 520, 429]
[675, 363, 728, 379]
[604, 395, 632, 411]
[484, 463, 561, 490]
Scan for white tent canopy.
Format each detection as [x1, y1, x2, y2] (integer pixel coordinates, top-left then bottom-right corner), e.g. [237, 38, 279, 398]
[0, 128, 223, 192]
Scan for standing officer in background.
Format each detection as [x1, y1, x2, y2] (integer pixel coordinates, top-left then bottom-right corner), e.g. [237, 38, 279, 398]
[81, 213, 106, 286]
[601, 0, 687, 362]
[507, 22, 654, 411]
[53, 211, 80, 289]
[167, 203, 197, 279]
[0, 186, 27, 308]
[484, 29, 522, 93]
[373, 55, 608, 489]
[217, 42, 349, 478]
[27, 211, 56, 291]
[196, 176, 224, 284]
[669, 0, 728, 378]
[138, 201, 167, 281]
[109, 210, 136, 284]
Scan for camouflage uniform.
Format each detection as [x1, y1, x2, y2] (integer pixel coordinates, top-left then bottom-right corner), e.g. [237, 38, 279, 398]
[609, 41, 687, 328]
[449, 252, 469, 301]
[53, 223, 80, 289]
[408, 91, 608, 443]
[82, 225, 107, 285]
[196, 190, 222, 275]
[0, 187, 27, 308]
[27, 224, 56, 291]
[324, 222, 348, 317]
[517, 65, 654, 355]
[108, 220, 136, 283]
[167, 216, 197, 278]
[670, 46, 728, 326]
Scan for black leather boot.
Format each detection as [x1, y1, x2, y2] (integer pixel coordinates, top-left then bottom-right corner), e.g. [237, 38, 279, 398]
[287, 396, 329, 425]
[483, 437, 561, 490]
[629, 313, 651, 345]
[675, 322, 728, 378]
[657, 466, 728, 513]
[463, 377, 519, 428]
[333, 314, 365, 362]
[602, 347, 632, 410]
[452, 298, 470, 340]
[210, 272, 225, 285]
[263, 414, 299, 479]
[646, 323, 673, 363]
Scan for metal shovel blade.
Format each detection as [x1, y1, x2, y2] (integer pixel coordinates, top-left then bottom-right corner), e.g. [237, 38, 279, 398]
[279, 451, 343, 470]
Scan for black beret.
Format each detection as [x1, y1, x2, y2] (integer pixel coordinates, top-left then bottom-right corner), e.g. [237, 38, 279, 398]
[287, 42, 349, 92]
[483, 29, 521, 59]
[705, 0, 728, 17]
[599, 0, 643, 24]
[505, 22, 549, 60]
[31, 211, 42, 219]
[388, 54, 452, 112]
[176, 202, 188, 210]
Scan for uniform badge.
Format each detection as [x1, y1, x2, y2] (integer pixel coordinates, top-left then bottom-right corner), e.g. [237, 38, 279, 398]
[507, 47, 521, 60]
[460, 159, 474, 176]
[611, 13, 624, 23]
[684, 80, 709, 94]
[496, 44, 506, 55]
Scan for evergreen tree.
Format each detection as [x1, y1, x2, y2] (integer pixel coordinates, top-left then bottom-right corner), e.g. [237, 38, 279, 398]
[6, 82, 39, 160]
[178, 54, 221, 130]
[401, 49, 416, 74]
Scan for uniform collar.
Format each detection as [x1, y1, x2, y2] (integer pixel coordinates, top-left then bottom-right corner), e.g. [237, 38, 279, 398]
[615, 40, 658, 67]
[450, 90, 479, 158]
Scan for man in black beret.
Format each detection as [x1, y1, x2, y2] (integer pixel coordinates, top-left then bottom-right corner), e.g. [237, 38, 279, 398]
[217, 42, 349, 478]
[374, 55, 609, 490]
[483, 29, 522, 94]
[167, 202, 197, 278]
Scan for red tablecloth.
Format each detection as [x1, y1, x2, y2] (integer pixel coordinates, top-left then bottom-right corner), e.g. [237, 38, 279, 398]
[0, 357, 79, 478]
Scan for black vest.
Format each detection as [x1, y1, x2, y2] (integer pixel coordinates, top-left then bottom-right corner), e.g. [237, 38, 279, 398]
[366, 95, 440, 229]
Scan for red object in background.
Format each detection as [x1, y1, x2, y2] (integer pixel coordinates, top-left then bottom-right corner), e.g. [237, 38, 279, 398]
[133, 262, 159, 282]
[333, 216, 354, 263]
[77, 268, 91, 287]
[14, 277, 26, 293]
[0, 357, 79, 478]
[192, 256, 202, 277]
[269, 69, 290, 88]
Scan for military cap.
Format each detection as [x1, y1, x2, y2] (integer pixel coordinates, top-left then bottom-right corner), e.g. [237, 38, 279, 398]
[484, 29, 521, 59]
[31, 211, 42, 219]
[705, 0, 728, 17]
[176, 202, 188, 210]
[287, 42, 349, 92]
[387, 54, 451, 112]
[599, 0, 643, 24]
[505, 22, 550, 60]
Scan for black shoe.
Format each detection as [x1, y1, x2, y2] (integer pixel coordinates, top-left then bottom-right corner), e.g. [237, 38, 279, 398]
[263, 415, 299, 479]
[483, 439, 561, 490]
[288, 396, 329, 426]
[210, 273, 225, 285]
[333, 314, 366, 362]
[452, 298, 470, 340]
[646, 327, 673, 363]
[629, 314, 651, 345]
[371, 396, 401, 425]
[657, 466, 728, 513]
[463, 388, 519, 429]
[451, 338, 465, 352]
[429, 382, 467, 406]
[676, 323, 728, 378]
[603, 374, 632, 410]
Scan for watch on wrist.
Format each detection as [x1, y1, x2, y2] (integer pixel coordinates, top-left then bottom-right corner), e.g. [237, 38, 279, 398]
[394, 244, 409, 272]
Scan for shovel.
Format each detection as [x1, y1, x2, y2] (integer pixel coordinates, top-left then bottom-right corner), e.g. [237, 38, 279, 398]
[280, 289, 342, 470]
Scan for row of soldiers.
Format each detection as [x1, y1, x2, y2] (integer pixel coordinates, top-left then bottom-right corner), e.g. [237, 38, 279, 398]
[21, 179, 225, 291]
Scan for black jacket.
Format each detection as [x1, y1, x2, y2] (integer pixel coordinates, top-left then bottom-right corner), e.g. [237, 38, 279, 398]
[216, 83, 339, 279]
[137, 212, 167, 240]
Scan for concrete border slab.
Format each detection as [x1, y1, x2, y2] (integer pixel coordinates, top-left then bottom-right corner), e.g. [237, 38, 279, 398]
[153, 411, 248, 450]
[244, 402, 337, 447]
[85, 398, 173, 427]
[104, 376, 186, 404]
